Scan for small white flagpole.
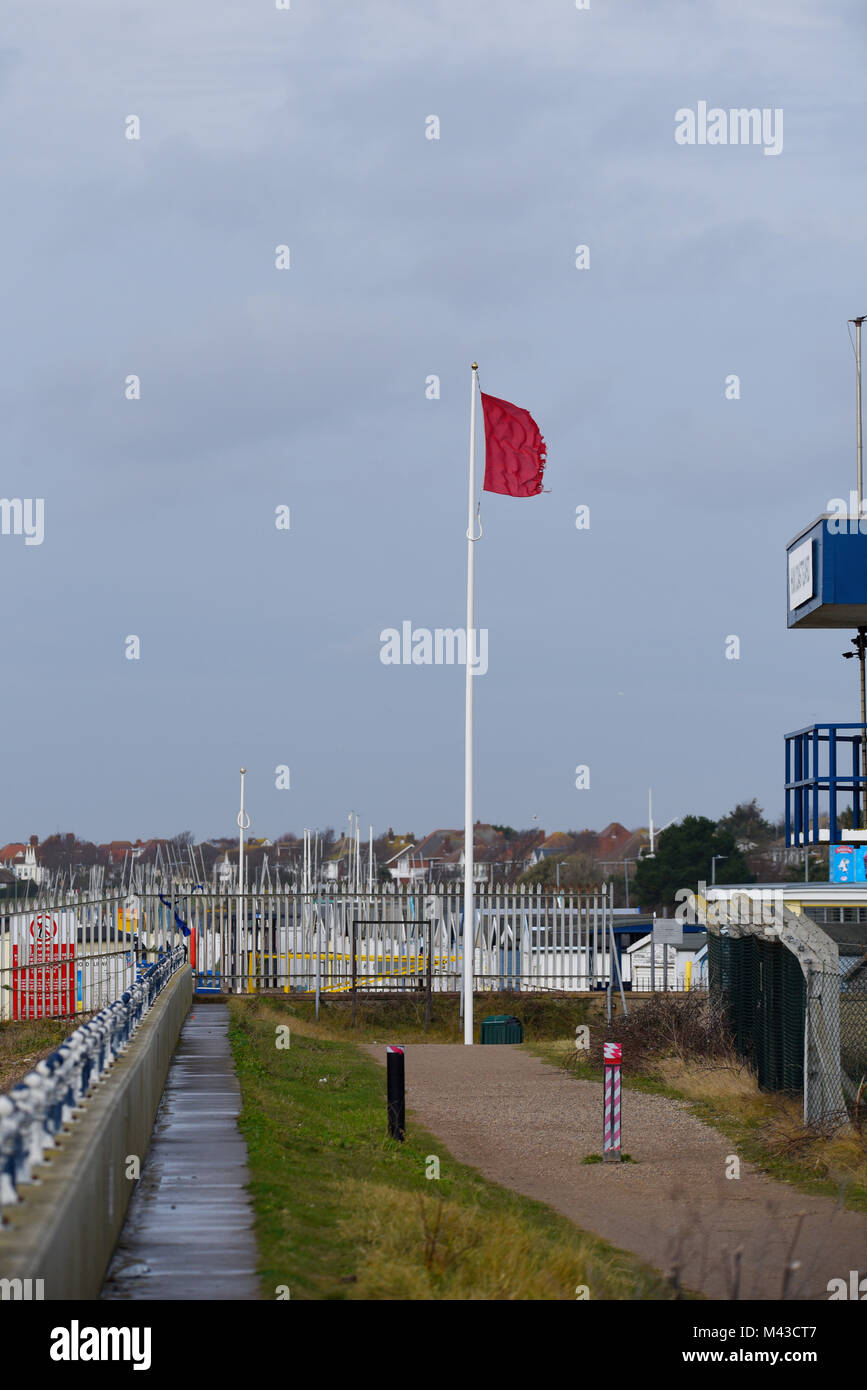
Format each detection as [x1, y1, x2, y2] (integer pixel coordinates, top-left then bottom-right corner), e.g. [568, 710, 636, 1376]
[237, 767, 250, 992]
[463, 363, 480, 1045]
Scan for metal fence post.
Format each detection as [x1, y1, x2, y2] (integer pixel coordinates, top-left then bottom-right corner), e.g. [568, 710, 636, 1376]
[425, 918, 432, 1034]
[351, 917, 358, 1027]
[386, 1045, 405, 1141]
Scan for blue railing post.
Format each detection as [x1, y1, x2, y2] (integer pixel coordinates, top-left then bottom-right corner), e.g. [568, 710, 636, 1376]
[811, 726, 820, 845]
[785, 734, 792, 846]
[829, 725, 838, 844]
[794, 732, 803, 845]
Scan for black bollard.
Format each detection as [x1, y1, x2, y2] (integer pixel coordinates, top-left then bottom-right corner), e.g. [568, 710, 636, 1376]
[386, 1045, 405, 1141]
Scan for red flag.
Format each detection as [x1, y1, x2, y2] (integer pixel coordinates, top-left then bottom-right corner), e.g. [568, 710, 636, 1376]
[480, 392, 546, 497]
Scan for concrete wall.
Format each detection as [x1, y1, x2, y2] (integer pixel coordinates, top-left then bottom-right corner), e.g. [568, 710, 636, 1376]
[0, 966, 192, 1299]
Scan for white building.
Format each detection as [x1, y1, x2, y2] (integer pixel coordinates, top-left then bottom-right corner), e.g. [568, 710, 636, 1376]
[626, 931, 707, 990]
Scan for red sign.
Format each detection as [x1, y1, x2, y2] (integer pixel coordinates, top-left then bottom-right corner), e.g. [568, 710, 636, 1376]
[12, 915, 75, 1019]
[603, 1042, 622, 1064]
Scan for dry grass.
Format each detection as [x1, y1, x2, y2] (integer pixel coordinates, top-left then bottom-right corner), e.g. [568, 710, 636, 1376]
[649, 1049, 867, 1196]
[652, 1055, 770, 1116]
[758, 1110, 867, 1191]
[547, 993, 867, 1210]
[567, 1004, 867, 1207]
[0, 1016, 79, 1092]
[336, 1180, 674, 1301]
[242, 992, 600, 1045]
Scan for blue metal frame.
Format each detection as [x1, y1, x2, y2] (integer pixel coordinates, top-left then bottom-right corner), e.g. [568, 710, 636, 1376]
[784, 722, 867, 845]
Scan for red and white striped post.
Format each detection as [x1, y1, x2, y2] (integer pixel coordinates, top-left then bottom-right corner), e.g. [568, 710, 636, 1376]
[602, 1041, 622, 1163]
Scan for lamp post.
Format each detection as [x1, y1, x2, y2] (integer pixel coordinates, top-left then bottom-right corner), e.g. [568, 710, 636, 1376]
[848, 315, 867, 783]
[237, 768, 250, 993]
[598, 858, 639, 908]
[711, 854, 727, 887]
[843, 631, 867, 787]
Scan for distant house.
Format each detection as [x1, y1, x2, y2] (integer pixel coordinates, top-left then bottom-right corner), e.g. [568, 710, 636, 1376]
[530, 824, 647, 869]
[383, 830, 461, 884]
[530, 831, 574, 865]
[626, 930, 708, 990]
[0, 835, 45, 885]
[384, 824, 526, 884]
[104, 840, 149, 865]
[597, 828, 650, 870]
[458, 848, 505, 883]
[596, 822, 633, 860]
[0, 843, 28, 871]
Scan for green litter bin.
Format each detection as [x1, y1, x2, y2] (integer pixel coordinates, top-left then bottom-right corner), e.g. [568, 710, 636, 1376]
[479, 1014, 523, 1044]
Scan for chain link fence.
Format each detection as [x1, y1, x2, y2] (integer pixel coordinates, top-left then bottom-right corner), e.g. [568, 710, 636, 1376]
[704, 892, 852, 1127]
[838, 938, 867, 1115]
[707, 932, 806, 1093]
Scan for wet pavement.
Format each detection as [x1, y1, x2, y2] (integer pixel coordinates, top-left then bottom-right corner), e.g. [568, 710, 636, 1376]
[101, 1004, 260, 1300]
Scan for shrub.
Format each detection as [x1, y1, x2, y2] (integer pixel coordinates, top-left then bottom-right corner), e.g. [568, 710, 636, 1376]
[568, 991, 737, 1074]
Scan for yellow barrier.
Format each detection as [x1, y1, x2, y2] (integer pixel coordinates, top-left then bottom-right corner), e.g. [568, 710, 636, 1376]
[244, 951, 461, 994]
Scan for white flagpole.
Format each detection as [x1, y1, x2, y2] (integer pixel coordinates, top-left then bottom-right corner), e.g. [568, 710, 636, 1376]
[237, 767, 249, 993]
[463, 362, 479, 1045]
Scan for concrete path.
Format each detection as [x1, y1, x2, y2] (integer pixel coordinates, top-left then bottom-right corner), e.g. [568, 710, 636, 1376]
[102, 1004, 259, 1300]
[363, 1044, 867, 1301]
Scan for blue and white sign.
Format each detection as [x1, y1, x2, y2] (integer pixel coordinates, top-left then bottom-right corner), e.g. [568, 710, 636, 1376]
[830, 845, 855, 883]
[788, 538, 813, 609]
[787, 516, 867, 627]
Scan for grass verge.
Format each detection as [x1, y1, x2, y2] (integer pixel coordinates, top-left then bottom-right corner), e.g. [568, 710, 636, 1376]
[0, 1016, 79, 1092]
[527, 1038, 867, 1213]
[271, 991, 602, 1044]
[227, 996, 678, 1300]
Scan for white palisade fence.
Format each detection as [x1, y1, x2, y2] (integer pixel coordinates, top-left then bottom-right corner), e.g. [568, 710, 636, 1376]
[0, 883, 619, 1013]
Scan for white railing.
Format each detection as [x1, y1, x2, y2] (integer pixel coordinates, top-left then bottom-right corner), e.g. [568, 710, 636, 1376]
[0, 945, 187, 1210]
[185, 882, 619, 994]
[0, 890, 190, 1022]
[0, 884, 619, 1001]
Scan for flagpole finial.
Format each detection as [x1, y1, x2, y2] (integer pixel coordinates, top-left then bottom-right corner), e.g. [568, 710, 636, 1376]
[471, 362, 478, 371]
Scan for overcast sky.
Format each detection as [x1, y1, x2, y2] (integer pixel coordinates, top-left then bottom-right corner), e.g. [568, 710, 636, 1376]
[1, 0, 865, 845]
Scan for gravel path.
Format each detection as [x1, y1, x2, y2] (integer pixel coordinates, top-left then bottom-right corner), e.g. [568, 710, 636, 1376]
[363, 1043, 867, 1300]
